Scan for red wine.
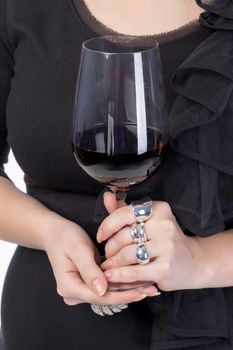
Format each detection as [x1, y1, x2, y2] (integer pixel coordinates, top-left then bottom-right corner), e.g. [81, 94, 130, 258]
[73, 124, 165, 189]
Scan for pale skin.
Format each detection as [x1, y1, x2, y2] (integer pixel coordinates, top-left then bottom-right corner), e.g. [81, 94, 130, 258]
[1, 1, 232, 308]
[83, 0, 203, 35]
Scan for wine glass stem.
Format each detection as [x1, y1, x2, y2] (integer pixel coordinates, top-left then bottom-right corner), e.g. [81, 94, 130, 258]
[110, 188, 128, 208]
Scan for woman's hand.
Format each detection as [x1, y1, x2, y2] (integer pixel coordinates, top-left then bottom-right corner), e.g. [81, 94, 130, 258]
[97, 192, 203, 292]
[44, 217, 159, 306]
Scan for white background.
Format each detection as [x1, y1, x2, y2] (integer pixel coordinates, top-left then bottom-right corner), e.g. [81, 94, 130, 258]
[0, 152, 25, 324]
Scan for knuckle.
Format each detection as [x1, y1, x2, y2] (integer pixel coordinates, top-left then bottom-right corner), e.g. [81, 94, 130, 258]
[119, 248, 128, 264]
[162, 220, 176, 238]
[162, 261, 172, 278]
[118, 266, 136, 280]
[57, 283, 69, 298]
[132, 268, 139, 280]
[115, 231, 125, 246]
[128, 267, 138, 281]
[127, 204, 133, 216]
[70, 239, 87, 256]
[63, 298, 73, 306]
[158, 281, 170, 292]
[163, 219, 175, 231]
[118, 267, 129, 280]
[160, 201, 171, 213]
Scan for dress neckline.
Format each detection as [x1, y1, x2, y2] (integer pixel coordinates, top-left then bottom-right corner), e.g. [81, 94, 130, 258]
[70, 0, 204, 43]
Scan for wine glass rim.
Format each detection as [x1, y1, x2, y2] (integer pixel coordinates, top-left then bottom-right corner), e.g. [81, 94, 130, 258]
[82, 35, 159, 55]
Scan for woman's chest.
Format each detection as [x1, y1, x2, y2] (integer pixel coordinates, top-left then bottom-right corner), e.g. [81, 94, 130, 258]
[5, 0, 199, 190]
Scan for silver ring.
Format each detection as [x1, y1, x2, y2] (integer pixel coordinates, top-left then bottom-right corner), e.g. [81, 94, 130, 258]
[90, 303, 128, 316]
[136, 242, 150, 264]
[131, 197, 153, 223]
[130, 223, 140, 244]
[138, 222, 148, 243]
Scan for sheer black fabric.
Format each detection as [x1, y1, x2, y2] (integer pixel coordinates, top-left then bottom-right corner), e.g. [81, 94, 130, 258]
[142, 1, 233, 348]
[197, 0, 233, 30]
[165, 1, 233, 237]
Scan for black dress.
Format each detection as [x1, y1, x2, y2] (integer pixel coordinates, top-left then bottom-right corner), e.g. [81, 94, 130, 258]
[1, 0, 233, 349]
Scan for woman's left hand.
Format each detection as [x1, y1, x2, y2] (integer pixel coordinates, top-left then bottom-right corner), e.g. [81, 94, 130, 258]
[97, 192, 204, 292]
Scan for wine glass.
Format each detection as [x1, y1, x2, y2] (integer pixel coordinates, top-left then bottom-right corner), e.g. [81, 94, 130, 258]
[72, 35, 168, 292]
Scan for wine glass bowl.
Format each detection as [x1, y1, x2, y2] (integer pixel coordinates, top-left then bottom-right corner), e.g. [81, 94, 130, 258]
[72, 35, 168, 195]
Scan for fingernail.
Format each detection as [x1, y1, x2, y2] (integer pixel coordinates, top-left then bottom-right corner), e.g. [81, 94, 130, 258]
[104, 270, 112, 279]
[92, 278, 106, 296]
[97, 229, 102, 243]
[135, 293, 148, 301]
[149, 291, 161, 297]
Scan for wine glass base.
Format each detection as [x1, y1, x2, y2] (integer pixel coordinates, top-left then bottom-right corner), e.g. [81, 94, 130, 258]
[107, 280, 154, 292]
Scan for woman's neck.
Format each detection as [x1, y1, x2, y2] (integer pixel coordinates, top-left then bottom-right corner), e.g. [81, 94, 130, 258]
[83, 0, 203, 36]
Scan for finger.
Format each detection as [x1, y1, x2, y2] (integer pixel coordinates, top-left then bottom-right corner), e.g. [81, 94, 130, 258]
[104, 217, 176, 259]
[104, 226, 132, 258]
[103, 262, 159, 284]
[70, 245, 108, 297]
[58, 269, 150, 304]
[97, 204, 136, 242]
[104, 221, 155, 258]
[102, 244, 137, 269]
[139, 285, 161, 297]
[49, 249, 83, 294]
[103, 191, 117, 214]
[51, 249, 152, 304]
[135, 283, 161, 296]
[102, 238, 171, 269]
[98, 201, 170, 242]
[54, 255, 156, 304]
[51, 245, 108, 298]
[94, 288, 150, 304]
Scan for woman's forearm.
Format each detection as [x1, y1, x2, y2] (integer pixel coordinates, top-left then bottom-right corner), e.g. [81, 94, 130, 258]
[0, 177, 65, 250]
[194, 230, 233, 288]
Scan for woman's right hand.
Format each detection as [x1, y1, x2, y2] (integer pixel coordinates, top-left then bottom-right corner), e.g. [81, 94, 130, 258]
[44, 217, 158, 306]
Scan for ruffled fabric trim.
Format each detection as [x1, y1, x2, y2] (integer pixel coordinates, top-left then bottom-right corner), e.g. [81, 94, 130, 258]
[146, 2, 233, 349]
[165, 6, 233, 236]
[169, 31, 233, 138]
[197, 0, 233, 30]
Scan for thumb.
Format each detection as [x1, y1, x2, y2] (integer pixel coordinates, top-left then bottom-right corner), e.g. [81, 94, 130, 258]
[72, 246, 108, 297]
[103, 191, 117, 214]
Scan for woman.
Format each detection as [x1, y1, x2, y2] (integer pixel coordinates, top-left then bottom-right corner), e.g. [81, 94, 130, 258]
[1, 0, 233, 348]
